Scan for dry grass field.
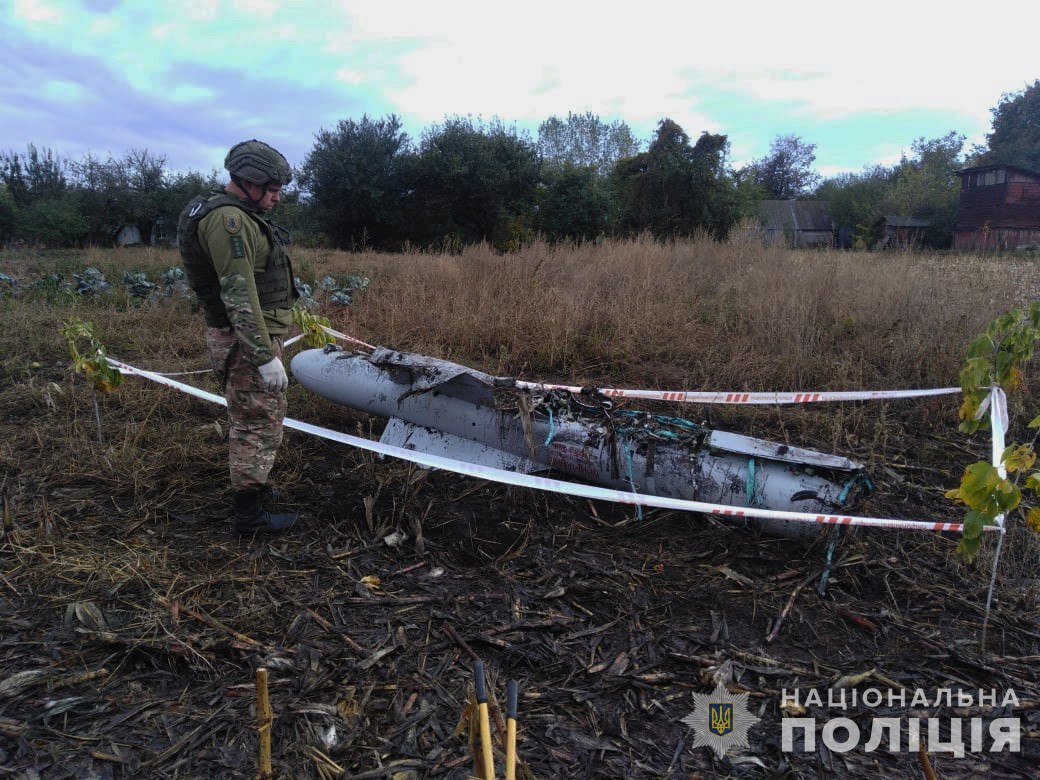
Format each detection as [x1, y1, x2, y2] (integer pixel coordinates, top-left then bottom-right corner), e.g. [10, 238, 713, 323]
[0, 237, 1038, 778]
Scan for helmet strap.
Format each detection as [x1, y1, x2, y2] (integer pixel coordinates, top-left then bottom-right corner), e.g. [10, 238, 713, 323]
[231, 175, 266, 208]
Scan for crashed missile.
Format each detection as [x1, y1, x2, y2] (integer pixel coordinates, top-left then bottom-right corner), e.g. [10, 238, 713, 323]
[290, 346, 871, 538]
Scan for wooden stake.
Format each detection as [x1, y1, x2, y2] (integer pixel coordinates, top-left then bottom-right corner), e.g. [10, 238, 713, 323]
[256, 667, 273, 779]
[468, 695, 482, 778]
[2, 484, 12, 537]
[474, 661, 494, 780]
[505, 679, 518, 780]
[917, 737, 938, 780]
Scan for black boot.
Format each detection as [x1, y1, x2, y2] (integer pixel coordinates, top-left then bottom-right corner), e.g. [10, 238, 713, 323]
[232, 487, 298, 534]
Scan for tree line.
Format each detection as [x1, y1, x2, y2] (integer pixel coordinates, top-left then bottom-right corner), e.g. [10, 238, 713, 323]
[2, 80, 1038, 251]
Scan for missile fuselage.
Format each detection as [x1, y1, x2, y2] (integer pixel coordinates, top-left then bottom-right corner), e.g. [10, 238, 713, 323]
[291, 346, 869, 538]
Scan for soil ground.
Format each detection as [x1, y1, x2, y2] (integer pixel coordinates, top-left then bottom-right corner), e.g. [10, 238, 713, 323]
[1, 375, 1038, 779]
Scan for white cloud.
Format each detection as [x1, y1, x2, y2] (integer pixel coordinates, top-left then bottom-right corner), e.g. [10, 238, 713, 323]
[151, 22, 175, 40]
[341, 4, 720, 135]
[871, 145, 911, 168]
[5, 0, 1038, 174]
[336, 0, 1039, 132]
[12, 0, 61, 24]
[183, 0, 219, 23]
[232, 0, 279, 15]
[335, 68, 364, 85]
[89, 16, 115, 35]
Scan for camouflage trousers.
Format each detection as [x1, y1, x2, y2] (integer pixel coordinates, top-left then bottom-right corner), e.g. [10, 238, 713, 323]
[206, 327, 287, 490]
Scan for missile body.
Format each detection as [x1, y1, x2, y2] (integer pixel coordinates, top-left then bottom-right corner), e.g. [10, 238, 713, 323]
[291, 346, 869, 538]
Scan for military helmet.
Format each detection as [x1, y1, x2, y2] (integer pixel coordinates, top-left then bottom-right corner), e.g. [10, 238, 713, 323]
[224, 139, 292, 186]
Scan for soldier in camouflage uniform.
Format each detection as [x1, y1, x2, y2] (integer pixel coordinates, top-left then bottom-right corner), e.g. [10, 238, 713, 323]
[177, 140, 300, 534]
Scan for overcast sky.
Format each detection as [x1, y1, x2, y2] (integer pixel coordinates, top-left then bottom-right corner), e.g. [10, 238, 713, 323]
[3, 0, 1038, 181]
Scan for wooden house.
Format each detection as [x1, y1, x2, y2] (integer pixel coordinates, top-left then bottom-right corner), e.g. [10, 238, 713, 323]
[873, 215, 929, 250]
[756, 200, 835, 248]
[954, 164, 1040, 251]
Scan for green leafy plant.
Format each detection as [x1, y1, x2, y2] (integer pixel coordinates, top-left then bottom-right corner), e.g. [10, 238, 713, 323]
[947, 302, 1040, 560]
[291, 304, 336, 348]
[60, 318, 123, 394]
[59, 318, 122, 444]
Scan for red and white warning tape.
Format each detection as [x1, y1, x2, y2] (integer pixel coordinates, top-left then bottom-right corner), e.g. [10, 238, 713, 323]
[107, 357, 992, 535]
[284, 327, 375, 351]
[288, 327, 960, 405]
[514, 381, 961, 405]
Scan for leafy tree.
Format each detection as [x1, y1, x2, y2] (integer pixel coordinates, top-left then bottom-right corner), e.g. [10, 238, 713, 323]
[815, 165, 895, 247]
[66, 149, 170, 245]
[0, 184, 16, 245]
[1, 145, 67, 206]
[0, 145, 218, 247]
[688, 132, 741, 240]
[882, 132, 965, 248]
[299, 114, 412, 250]
[742, 134, 820, 200]
[730, 173, 767, 223]
[537, 112, 641, 175]
[612, 119, 738, 240]
[534, 163, 613, 242]
[123, 148, 167, 241]
[949, 303, 1040, 564]
[157, 169, 222, 244]
[19, 194, 89, 247]
[162, 170, 221, 209]
[975, 80, 1040, 172]
[263, 187, 324, 246]
[410, 117, 541, 248]
[68, 153, 123, 244]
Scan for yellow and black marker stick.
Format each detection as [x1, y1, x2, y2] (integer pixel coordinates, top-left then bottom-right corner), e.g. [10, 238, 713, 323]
[505, 679, 518, 780]
[474, 660, 494, 779]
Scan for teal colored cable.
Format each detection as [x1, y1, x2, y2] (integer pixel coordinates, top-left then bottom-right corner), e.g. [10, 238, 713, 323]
[822, 476, 871, 593]
[654, 415, 701, 431]
[544, 407, 556, 446]
[837, 474, 874, 505]
[818, 528, 843, 595]
[746, 458, 757, 506]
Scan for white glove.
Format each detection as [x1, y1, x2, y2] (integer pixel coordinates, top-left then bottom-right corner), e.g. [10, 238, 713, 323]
[257, 357, 289, 392]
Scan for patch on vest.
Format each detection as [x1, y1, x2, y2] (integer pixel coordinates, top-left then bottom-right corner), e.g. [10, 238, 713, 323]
[223, 213, 242, 234]
[230, 235, 245, 258]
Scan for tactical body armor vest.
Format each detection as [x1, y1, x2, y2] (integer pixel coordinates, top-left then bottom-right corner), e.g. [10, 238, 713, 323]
[177, 190, 298, 328]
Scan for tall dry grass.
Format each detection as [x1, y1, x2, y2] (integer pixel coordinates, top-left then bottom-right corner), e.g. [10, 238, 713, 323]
[4, 236, 1037, 423]
[289, 235, 1031, 389]
[4, 236, 1032, 386]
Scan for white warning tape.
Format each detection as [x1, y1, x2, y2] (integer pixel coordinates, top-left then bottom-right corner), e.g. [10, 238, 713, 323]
[148, 368, 213, 377]
[986, 386, 1009, 530]
[107, 357, 992, 535]
[514, 381, 961, 405]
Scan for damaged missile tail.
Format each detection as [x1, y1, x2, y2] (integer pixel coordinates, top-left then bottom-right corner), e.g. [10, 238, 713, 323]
[290, 346, 871, 537]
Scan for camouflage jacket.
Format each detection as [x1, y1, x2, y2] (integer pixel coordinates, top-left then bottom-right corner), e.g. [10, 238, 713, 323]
[178, 189, 298, 366]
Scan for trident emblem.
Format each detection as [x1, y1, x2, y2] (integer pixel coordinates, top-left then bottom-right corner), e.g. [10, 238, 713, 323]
[709, 703, 733, 736]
